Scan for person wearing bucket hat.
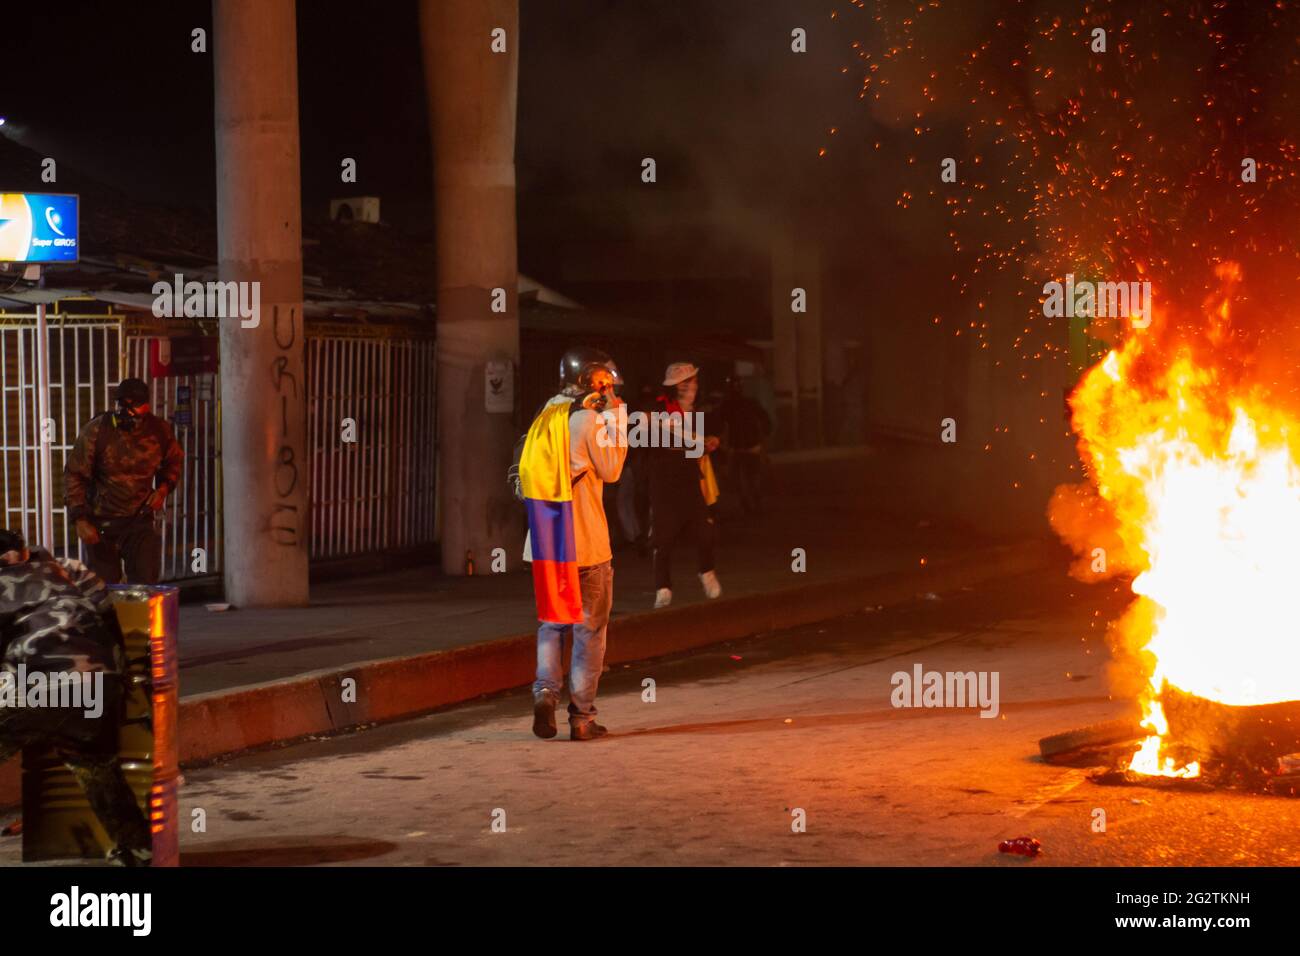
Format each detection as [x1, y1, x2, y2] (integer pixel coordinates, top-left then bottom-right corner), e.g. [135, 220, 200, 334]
[647, 362, 722, 608]
[64, 378, 184, 585]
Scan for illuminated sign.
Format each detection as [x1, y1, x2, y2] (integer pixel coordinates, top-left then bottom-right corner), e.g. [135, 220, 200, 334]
[0, 193, 79, 264]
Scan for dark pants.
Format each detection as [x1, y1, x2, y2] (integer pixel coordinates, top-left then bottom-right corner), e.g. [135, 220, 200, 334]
[87, 515, 162, 585]
[650, 492, 715, 591]
[728, 450, 765, 513]
[0, 674, 150, 855]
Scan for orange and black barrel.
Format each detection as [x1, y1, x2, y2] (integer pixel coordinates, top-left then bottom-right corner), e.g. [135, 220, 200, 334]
[21, 585, 180, 865]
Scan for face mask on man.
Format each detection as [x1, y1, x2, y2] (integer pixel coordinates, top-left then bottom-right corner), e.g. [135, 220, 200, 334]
[115, 401, 147, 431]
[676, 378, 698, 408]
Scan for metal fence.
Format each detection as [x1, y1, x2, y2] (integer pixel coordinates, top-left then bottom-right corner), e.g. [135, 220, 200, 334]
[0, 306, 122, 558]
[0, 302, 437, 580]
[307, 329, 438, 560]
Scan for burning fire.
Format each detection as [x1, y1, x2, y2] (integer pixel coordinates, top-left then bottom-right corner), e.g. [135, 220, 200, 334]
[1055, 266, 1300, 778]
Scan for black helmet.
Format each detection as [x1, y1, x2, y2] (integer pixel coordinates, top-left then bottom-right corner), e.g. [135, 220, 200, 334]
[559, 347, 622, 391]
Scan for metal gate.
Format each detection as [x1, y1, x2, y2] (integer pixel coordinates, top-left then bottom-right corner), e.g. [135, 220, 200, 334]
[307, 330, 438, 559]
[0, 306, 122, 557]
[0, 303, 438, 581]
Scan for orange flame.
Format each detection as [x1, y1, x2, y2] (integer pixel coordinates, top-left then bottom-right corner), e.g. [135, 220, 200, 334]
[1053, 264, 1300, 777]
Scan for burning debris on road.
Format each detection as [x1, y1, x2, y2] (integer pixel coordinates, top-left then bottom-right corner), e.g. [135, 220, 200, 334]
[1046, 270, 1300, 794]
[1040, 692, 1300, 796]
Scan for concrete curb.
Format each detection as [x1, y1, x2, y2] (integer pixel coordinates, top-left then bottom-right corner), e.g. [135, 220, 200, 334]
[0, 539, 1060, 809]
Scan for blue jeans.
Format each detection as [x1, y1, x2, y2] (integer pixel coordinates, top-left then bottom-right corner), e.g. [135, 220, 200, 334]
[534, 561, 612, 724]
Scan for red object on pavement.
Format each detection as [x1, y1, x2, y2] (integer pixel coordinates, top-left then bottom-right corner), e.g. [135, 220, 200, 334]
[2, 819, 21, 836]
[998, 836, 1041, 857]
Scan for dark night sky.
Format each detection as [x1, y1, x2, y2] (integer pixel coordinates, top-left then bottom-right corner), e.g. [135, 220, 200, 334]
[7, 1, 1289, 383]
[0, 1, 861, 245]
[1, 2, 423, 219]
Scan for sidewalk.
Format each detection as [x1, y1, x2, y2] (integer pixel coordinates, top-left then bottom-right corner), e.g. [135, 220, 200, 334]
[0, 450, 1063, 806]
[180, 465, 976, 695]
[174, 448, 1017, 694]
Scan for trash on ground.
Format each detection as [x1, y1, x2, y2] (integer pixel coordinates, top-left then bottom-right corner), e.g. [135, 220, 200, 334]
[998, 836, 1041, 858]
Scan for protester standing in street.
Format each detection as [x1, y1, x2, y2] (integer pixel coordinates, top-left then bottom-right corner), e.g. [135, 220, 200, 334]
[64, 378, 184, 585]
[519, 347, 628, 741]
[648, 362, 722, 609]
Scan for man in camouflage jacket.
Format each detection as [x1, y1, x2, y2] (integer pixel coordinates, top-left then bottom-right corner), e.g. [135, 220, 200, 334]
[64, 377, 184, 585]
[0, 529, 151, 865]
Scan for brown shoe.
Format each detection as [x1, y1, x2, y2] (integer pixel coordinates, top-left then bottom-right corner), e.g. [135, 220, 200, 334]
[569, 720, 609, 741]
[532, 690, 558, 739]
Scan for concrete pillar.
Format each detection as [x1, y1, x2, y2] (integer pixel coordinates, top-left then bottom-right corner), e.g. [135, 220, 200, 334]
[419, 0, 521, 575]
[770, 235, 800, 449]
[212, 0, 309, 606]
[795, 248, 823, 447]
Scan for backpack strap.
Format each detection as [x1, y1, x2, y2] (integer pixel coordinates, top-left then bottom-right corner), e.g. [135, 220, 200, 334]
[93, 411, 114, 467]
[81, 412, 116, 516]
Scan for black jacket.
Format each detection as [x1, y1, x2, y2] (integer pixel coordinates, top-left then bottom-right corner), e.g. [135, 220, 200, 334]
[647, 396, 711, 507]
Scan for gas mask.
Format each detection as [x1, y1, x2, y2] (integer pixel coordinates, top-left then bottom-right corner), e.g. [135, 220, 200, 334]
[114, 401, 144, 431]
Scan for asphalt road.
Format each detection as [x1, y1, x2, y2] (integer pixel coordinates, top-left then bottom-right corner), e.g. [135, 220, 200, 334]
[5, 566, 1298, 866]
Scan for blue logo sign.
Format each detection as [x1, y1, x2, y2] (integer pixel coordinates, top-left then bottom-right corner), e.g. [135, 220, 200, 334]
[0, 193, 80, 264]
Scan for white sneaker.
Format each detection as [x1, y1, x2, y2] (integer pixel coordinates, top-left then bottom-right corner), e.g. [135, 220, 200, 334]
[700, 570, 722, 599]
[654, 587, 673, 608]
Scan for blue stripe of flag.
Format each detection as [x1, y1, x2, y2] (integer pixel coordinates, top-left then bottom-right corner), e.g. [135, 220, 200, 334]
[526, 498, 576, 563]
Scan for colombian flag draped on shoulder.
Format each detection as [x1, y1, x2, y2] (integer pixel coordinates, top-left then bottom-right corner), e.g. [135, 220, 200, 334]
[521, 397, 583, 623]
